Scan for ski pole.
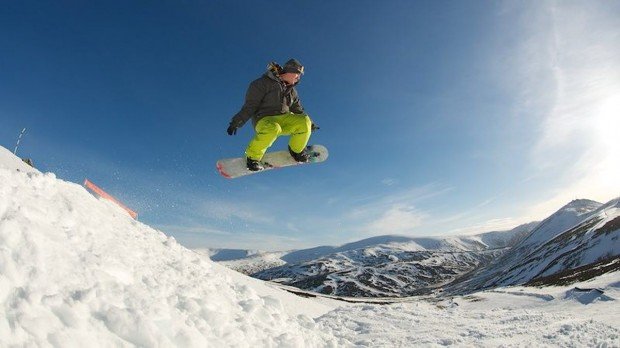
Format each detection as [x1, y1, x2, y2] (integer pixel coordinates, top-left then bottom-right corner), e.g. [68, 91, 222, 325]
[14, 128, 27, 155]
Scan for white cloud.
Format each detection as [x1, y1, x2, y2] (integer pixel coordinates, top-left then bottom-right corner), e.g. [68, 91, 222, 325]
[344, 183, 450, 218]
[528, 2, 620, 213]
[285, 222, 303, 233]
[446, 217, 522, 236]
[428, 197, 500, 228]
[381, 178, 397, 186]
[364, 204, 428, 235]
[495, 1, 620, 220]
[341, 183, 452, 236]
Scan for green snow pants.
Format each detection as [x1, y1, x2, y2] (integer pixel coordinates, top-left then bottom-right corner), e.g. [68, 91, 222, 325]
[245, 113, 312, 161]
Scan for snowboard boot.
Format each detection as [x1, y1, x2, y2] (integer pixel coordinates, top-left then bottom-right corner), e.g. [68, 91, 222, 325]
[246, 157, 264, 171]
[289, 146, 310, 163]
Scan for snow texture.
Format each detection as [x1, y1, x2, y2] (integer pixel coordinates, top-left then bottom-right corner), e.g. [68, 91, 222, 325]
[0, 146, 340, 347]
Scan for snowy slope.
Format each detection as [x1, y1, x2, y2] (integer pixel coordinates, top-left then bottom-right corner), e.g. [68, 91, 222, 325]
[449, 198, 620, 293]
[0, 146, 342, 346]
[502, 199, 620, 281]
[0, 148, 38, 174]
[318, 272, 620, 346]
[253, 224, 536, 297]
[518, 199, 602, 246]
[280, 225, 535, 264]
[210, 224, 536, 267]
[202, 223, 536, 286]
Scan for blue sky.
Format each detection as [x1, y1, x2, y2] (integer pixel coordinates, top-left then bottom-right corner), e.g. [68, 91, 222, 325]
[1, 1, 619, 250]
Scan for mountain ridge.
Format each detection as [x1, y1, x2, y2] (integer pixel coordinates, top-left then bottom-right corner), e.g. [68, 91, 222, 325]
[210, 198, 619, 298]
[249, 223, 539, 297]
[446, 197, 619, 294]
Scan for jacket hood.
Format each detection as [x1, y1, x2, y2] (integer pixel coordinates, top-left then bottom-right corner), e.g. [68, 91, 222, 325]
[264, 69, 300, 87]
[265, 69, 280, 81]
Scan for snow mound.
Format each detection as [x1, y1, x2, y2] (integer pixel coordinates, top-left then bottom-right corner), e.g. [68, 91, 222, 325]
[564, 288, 614, 305]
[0, 146, 341, 346]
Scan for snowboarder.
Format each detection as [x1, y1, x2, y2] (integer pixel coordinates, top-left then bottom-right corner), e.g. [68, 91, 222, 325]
[227, 59, 315, 171]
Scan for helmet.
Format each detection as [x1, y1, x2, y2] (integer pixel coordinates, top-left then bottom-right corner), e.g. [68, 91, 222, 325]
[282, 59, 304, 75]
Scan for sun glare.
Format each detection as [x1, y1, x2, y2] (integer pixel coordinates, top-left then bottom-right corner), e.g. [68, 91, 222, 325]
[593, 93, 620, 190]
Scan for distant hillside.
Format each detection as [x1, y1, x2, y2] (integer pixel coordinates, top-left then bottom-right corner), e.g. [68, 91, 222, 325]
[250, 224, 537, 297]
[447, 198, 620, 294]
[211, 197, 620, 298]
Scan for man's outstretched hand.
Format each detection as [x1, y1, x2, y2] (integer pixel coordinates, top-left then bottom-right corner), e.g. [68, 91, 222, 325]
[227, 124, 238, 136]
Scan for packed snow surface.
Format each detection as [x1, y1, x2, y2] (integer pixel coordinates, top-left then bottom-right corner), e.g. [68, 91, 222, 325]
[319, 273, 620, 347]
[1, 145, 618, 347]
[0, 147, 339, 347]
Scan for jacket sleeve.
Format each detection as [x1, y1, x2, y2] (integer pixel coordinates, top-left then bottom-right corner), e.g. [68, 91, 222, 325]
[290, 88, 305, 114]
[230, 79, 266, 128]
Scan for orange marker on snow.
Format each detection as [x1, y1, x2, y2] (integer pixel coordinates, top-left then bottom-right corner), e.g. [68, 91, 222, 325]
[83, 179, 138, 220]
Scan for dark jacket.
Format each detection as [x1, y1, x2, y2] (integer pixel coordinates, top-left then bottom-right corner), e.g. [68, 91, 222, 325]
[230, 70, 304, 128]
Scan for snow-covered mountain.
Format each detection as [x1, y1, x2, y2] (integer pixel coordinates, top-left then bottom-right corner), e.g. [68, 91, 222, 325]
[200, 227, 533, 279]
[251, 225, 537, 297]
[448, 198, 620, 294]
[279, 227, 533, 264]
[219, 198, 619, 299]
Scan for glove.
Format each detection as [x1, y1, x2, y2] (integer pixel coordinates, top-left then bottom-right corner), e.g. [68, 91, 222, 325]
[227, 124, 238, 136]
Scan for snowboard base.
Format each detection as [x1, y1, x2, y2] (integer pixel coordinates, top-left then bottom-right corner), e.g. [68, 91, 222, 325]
[217, 145, 328, 179]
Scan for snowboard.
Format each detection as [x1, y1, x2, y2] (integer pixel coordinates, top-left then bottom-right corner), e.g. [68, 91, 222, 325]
[217, 144, 328, 179]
